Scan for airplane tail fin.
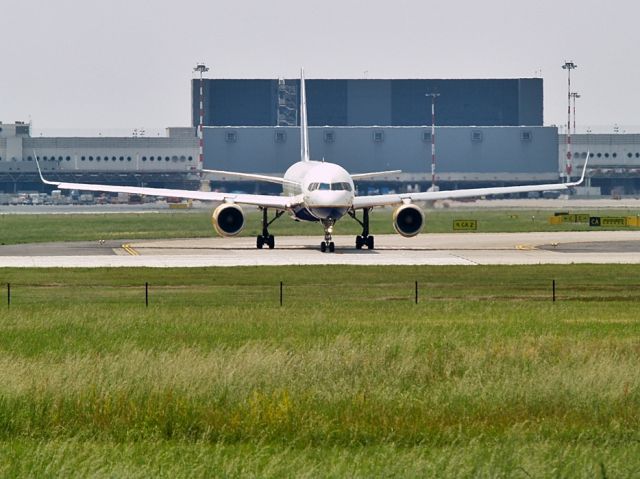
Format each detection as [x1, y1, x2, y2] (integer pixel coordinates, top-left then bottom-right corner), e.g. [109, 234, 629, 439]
[300, 68, 310, 162]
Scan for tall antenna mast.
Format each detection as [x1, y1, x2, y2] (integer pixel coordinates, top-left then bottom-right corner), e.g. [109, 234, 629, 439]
[426, 93, 440, 191]
[562, 61, 577, 180]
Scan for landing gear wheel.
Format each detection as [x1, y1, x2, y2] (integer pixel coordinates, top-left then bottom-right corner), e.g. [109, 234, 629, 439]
[329, 242, 335, 253]
[256, 208, 284, 250]
[321, 241, 327, 252]
[349, 208, 373, 251]
[366, 235, 375, 249]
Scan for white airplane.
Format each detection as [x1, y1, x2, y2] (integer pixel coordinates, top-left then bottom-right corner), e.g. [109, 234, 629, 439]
[37, 70, 589, 253]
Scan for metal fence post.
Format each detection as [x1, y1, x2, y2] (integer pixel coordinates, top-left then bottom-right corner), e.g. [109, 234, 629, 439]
[145, 282, 149, 307]
[280, 281, 283, 306]
[552, 279, 556, 302]
[415, 281, 418, 304]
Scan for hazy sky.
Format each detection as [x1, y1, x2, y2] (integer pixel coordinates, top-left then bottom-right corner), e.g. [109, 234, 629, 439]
[1, 0, 638, 134]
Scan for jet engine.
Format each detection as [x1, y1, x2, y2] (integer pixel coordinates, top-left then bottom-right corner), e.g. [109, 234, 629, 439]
[212, 203, 245, 237]
[392, 204, 424, 237]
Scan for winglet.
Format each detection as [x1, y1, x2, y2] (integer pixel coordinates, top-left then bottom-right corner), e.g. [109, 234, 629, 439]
[568, 151, 590, 186]
[34, 151, 58, 186]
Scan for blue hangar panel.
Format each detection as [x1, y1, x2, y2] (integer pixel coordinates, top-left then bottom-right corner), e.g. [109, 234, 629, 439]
[203, 126, 557, 175]
[193, 78, 543, 128]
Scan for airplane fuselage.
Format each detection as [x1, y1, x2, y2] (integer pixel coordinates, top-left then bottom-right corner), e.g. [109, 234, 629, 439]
[283, 160, 354, 222]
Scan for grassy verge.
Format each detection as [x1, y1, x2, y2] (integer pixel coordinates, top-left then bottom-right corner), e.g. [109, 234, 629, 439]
[2, 207, 640, 244]
[0, 265, 639, 476]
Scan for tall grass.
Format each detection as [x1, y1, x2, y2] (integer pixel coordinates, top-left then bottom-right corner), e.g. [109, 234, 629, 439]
[0, 265, 639, 475]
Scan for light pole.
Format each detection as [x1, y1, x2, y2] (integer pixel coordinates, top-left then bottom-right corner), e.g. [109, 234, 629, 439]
[570, 92, 580, 134]
[426, 93, 440, 191]
[562, 61, 577, 179]
[193, 63, 209, 171]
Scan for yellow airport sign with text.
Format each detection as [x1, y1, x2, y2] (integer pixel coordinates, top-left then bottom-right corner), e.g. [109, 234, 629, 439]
[601, 217, 627, 227]
[453, 219, 478, 231]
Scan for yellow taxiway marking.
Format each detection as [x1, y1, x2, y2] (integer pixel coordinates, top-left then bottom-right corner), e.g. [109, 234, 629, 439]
[122, 243, 140, 256]
[515, 244, 536, 250]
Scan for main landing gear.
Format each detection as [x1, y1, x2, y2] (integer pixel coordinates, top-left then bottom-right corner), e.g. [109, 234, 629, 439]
[256, 208, 284, 249]
[320, 219, 335, 253]
[349, 208, 375, 250]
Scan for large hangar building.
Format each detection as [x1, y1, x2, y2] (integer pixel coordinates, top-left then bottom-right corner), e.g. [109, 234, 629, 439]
[196, 78, 560, 190]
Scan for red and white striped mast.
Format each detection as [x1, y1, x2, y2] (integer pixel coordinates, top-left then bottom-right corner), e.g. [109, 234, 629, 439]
[426, 92, 440, 191]
[193, 62, 210, 171]
[562, 61, 577, 180]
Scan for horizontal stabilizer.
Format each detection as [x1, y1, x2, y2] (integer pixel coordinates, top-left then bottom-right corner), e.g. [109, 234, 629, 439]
[202, 169, 300, 186]
[351, 170, 402, 180]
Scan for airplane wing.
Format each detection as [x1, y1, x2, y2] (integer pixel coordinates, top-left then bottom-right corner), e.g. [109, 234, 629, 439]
[36, 160, 302, 210]
[353, 155, 590, 209]
[350, 170, 402, 180]
[202, 169, 300, 187]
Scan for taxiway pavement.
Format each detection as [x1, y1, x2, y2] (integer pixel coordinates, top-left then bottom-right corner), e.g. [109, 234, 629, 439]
[2, 231, 640, 267]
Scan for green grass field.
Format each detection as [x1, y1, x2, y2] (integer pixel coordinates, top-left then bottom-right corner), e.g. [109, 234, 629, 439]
[2, 206, 640, 245]
[0, 265, 639, 477]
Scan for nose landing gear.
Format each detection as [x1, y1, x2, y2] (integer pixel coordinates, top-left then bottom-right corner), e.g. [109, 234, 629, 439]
[320, 219, 336, 253]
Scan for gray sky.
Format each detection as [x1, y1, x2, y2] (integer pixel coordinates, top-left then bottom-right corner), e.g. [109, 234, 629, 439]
[1, 0, 638, 134]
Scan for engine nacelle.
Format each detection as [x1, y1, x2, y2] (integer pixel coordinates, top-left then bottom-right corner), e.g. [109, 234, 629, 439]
[393, 203, 424, 237]
[212, 203, 245, 237]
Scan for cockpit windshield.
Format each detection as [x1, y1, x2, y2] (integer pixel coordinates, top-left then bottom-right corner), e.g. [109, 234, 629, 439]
[333, 182, 352, 191]
[307, 182, 352, 192]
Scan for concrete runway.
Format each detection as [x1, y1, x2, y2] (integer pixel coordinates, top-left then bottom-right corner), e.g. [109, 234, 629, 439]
[2, 231, 640, 267]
